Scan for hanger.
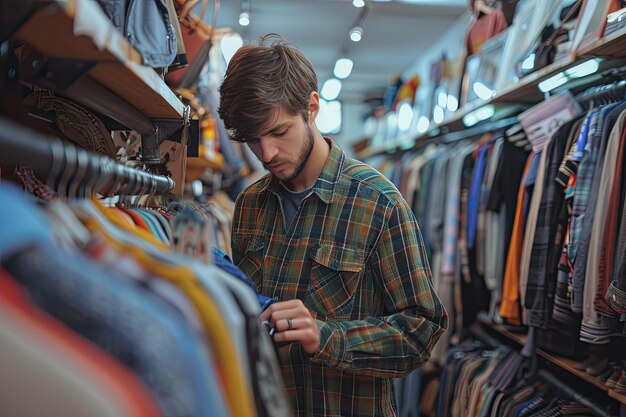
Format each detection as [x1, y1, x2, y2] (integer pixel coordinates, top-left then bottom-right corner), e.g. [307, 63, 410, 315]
[68, 149, 89, 200]
[474, 0, 494, 16]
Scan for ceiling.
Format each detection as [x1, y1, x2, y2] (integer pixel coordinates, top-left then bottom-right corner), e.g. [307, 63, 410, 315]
[212, 0, 468, 103]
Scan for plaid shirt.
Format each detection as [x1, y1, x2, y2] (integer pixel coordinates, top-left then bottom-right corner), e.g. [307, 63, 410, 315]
[232, 138, 447, 417]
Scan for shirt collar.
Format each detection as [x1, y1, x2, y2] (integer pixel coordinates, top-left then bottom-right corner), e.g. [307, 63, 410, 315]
[264, 137, 344, 204]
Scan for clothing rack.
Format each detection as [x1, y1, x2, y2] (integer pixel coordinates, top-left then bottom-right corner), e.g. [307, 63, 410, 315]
[0, 117, 175, 195]
[576, 79, 626, 108]
[537, 369, 609, 417]
[469, 324, 609, 417]
[436, 115, 520, 144]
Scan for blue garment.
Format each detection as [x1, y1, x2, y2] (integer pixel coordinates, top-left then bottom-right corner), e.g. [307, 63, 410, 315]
[213, 247, 276, 311]
[467, 144, 489, 249]
[0, 186, 230, 417]
[522, 151, 542, 228]
[0, 184, 54, 260]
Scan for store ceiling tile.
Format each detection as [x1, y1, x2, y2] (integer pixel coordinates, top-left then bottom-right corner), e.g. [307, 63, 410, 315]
[212, 0, 466, 101]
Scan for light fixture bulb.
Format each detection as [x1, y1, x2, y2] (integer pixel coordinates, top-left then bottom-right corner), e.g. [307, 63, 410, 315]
[349, 26, 363, 42]
[333, 58, 354, 79]
[321, 79, 342, 101]
[238, 11, 250, 26]
[353, 0, 365, 7]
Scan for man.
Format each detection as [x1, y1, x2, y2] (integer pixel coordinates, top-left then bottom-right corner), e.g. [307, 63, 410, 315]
[218, 34, 447, 417]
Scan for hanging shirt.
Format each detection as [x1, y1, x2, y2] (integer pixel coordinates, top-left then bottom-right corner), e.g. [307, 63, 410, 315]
[232, 138, 448, 417]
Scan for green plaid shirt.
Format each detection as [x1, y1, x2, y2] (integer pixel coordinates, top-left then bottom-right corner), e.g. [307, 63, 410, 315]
[232, 138, 447, 417]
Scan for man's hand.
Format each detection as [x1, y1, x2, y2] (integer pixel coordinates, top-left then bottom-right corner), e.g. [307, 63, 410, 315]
[260, 299, 321, 354]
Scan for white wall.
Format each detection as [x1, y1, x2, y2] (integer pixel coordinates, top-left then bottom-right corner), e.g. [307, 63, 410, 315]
[332, 100, 371, 158]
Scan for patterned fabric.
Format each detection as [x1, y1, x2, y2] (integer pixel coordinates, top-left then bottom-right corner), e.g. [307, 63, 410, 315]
[14, 166, 58, 201]
[232, 138, 448, 417]
[525, 118, 582, 329]
[570, 104, 621, 313]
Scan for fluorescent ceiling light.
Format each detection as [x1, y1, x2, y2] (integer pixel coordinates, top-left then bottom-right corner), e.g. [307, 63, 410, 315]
[353, 0, 365, 7]
[334, 58, 354, 79]
[438, 92, 447, 107]
[433, 105, 444, 124]
[446, 95, 459, 112]
[416, 116, 430, 133]
[397, 102, 414, 131]
[538, 59, 601, 93]
[349, 26, 363, 42]
[238, 11, 250, 26]
[316, 99, 342, 134]
[220, 32, 243, 64]
[565, 59, 600, 78]
[462, 104, 494, 127]
[321, 78, 342, 100]
[472, 82, 495, 100]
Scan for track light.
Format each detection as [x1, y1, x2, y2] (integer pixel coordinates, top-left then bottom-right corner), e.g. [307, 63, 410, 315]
[349, 26, 363, 42]
[333, 58, 354, 79]
[238, 11, 250, 26]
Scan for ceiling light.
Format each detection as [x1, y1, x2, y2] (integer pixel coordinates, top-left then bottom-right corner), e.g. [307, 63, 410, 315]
[317, 99, 342, 134]
[349, 26, 363, 42]
[353, 0, 365, 7]
[433, 105, 445, 124]
[437, 92, 447, 107]
[220, 32, 243, 64]
[463, 104, 495, 127]
[447, 95, 459, 112]
[321, 78, 342, 100]
[238, 11, 250, 26]
[472, 82, 495, 100]
[333, 58, 354, 79]
[538, 59, 601, 93]
[397, 102, 413, 131]
[416, 116, 430, 133]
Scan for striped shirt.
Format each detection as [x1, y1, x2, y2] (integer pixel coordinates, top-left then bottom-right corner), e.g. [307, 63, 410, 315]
[232, 138, 447, 417]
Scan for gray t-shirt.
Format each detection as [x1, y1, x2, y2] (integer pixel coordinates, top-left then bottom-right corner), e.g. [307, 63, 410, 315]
[279, 182, 312, 228]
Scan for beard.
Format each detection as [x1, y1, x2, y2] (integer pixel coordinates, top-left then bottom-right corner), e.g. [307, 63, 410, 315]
[265, 124, 315, 183]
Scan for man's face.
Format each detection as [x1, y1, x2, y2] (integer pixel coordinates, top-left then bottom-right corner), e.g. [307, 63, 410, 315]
[246, 107, 315, 184]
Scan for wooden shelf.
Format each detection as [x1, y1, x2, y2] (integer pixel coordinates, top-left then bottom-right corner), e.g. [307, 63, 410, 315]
[356, 27, 626, 160]
[13, 0, 184, 121]
[576, 25, 626, 59]
[480, 319, 626, 405]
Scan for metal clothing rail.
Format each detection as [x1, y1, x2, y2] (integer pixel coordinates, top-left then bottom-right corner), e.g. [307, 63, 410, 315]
[0, 117, 175, 196]
[576, 79, 626, 109]
[470, 324, 609, 417]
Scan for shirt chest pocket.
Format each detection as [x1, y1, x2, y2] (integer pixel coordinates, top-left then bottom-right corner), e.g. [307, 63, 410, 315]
[304, 244, 364, 319]
[238, 236, 265, 291]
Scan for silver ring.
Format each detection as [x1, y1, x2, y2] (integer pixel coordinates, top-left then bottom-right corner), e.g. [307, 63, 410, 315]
[287, 318, 293, 330]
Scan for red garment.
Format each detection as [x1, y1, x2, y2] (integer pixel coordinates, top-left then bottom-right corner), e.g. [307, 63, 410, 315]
[466, 10, 508, 55]
[0, 268, 163, 417]
[120, 208, 152, 233]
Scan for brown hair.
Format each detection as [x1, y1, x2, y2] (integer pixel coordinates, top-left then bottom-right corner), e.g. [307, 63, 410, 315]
[218, 33, 318, 143]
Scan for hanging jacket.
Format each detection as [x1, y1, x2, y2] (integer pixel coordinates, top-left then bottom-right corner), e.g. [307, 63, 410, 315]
[94, 0, 177, 69]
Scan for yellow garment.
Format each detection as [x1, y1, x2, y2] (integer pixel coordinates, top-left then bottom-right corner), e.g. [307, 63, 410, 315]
[82, 212, 257, 417]
[93, 199, 169, 251]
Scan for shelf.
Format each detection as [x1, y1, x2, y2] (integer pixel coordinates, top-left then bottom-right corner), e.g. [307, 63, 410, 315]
[13, 0, 184, 122]
[478, 318, 626, 405]
[493, 55, 577, 104]
[576, 25, 626, 59]
[356, 26, 626, 160]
